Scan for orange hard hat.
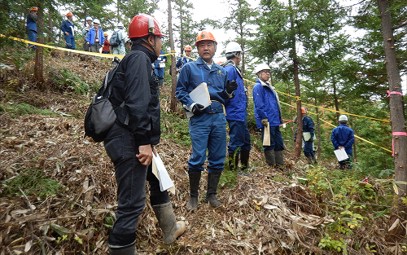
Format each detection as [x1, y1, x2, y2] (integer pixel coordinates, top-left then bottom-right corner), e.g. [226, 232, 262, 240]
[30, 6, 38, 12]
[301, 107, 307, 114]
[195, 30, 217, 46]
[66, 12, 73, 17]
[184, 45, 192, 52]
[128, 13, 164, 39]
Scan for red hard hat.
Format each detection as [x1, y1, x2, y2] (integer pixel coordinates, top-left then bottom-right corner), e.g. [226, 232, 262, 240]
[128, 13, 164, 39]
[30, 6, 38, 12]
[195, 30, 217, 46]
[66, 12, 73, 17]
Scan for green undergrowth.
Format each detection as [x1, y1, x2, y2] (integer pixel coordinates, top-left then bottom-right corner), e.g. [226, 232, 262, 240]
[2, 168, 62, 199]
[160, 110, 191, 146]
[305, 166, 395, 253]
[0, 102, 58, 117]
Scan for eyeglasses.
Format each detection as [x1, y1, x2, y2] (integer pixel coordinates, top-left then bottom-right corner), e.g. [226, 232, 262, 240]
[261, 70, 271, 74]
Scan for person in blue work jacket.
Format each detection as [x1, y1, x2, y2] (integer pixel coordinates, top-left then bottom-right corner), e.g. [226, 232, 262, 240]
[176, 30, 237, 211]
[26, 6, 38, 49]
[223, 41, 251, 173]
[175, 45, 193, 75]
[331, 114, 355, 169]
[153, 50, 167, 86]
[252, 63, 285, 168]
[300, 107, 317, 164]
[60, 12, 75, 49]
[86, 19, 104, 52]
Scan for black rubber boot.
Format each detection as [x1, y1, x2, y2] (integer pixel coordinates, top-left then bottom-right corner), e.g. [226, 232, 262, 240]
[275, 150, 284, 168]
[152, 202, 186, 244]
[311, 155, 317, 164]
[206, 172, 222, 208]
[264, 150, 275, 166]
[186, 171, 201, 211]
[306, 156, 313, 164]
[109, 242, 137, 255]
[240, 150, 250, 171]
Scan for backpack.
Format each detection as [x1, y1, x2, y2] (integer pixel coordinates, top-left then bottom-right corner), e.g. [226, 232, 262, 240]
[84, 57, 123, 142]
[109, 30, 121, 47]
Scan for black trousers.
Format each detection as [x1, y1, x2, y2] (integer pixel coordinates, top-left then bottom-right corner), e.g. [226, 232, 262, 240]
[104, 123, 169, 246]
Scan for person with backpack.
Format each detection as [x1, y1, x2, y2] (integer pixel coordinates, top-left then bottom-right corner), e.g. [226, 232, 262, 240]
[153, 50, 167, 86]
[331, 115, 355, 169]
[60, 12, 75, 49]
[111, 22, 129, 55]
[176, 30, 237, 211]
[26, 6, 38, 49]
[223, 41, 251, 173]
[104, 14, 185, 255]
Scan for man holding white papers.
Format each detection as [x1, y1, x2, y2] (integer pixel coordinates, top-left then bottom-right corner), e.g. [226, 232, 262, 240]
[301, 107, 317, 164]
[176, 30, 237, 211]
[331, 115, 355, 169]
[252, 63, 285, 169]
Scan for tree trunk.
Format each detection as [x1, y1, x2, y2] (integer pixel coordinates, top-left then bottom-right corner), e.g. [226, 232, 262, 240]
[168, 0, 178, 112]
[377, 0, 407, 238]
[378, 0, 407, 195]
[34, 3, 44, 88]
[289, 0, 302, 159]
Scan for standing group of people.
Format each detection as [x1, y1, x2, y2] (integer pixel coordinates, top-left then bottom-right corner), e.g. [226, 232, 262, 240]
[26, 8, 130, 55]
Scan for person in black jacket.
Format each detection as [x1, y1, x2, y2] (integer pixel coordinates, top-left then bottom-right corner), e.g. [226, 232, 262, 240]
[104, 14, 185, 255]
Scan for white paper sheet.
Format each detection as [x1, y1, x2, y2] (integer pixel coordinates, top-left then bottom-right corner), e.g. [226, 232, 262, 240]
[186, 82, 211, 118]
[263, 122, 271, 146]
[303, 132, 311, 141]
[152, 153, 175, 194]
[334, 148, 349, 161]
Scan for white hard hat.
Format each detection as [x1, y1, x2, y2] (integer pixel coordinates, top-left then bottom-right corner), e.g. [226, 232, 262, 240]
[117, 22, 124, 28]
[339, 115, 348, 122]
[254, 63, 271, 75]
[225, 42, 242, 54]
[86, 16, 92, 21]
[93, 19, 100, 24]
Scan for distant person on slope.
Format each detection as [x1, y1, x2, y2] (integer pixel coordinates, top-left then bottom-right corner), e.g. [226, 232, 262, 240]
[176, 30, 237, 211]
[61, 12, 75, 49]
[81, 16, 93, 51]
[86, 19, 104, 52]
[296, 107, 317, 164]
[252, 63, 285, 169]
[111, 22, 129, 55]
[103, 14, 185, 255]
[223, 41, 251, 173]
[331, 114, 355, 169]
[153, 50, 167, 86]
[26, 6, 38, 49]
[102, 32, 110, 54]
[175, 45, 193, 75]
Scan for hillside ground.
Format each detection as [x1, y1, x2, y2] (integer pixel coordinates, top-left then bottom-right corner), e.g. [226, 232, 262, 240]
[0, 48, 406, 254]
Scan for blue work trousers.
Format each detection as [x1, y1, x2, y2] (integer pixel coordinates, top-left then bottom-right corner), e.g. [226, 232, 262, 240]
[104, 123, 169, 246]
[188, 113, 226, 173]
[227, 120, 251, 154]
[303, 140, 314, 158]
[262, 126, 285, 151]
[64, 35, 76, 49]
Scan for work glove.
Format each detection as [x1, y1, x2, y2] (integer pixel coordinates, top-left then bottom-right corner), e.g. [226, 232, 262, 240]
[192, 103, 205, 116]
[225, 80, 238, 94]
[261, 118, 268, 127]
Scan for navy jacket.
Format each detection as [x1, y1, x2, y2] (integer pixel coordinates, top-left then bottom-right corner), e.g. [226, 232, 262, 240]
[331, 123, 355, 155]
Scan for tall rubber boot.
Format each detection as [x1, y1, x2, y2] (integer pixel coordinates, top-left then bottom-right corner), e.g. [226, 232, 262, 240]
[306, 156, 313, 164]
[186, 171, 201, 211]
[264, 150, 275, 166]
[275, 150, 284, 168]
[206, 172, 222, 208]
[311, 155, 318, 164]
[228, 152, 239, 171]
[109, 242, 137, 255]
[152, 202, 186, 244]
[240, 150, 250, 171]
